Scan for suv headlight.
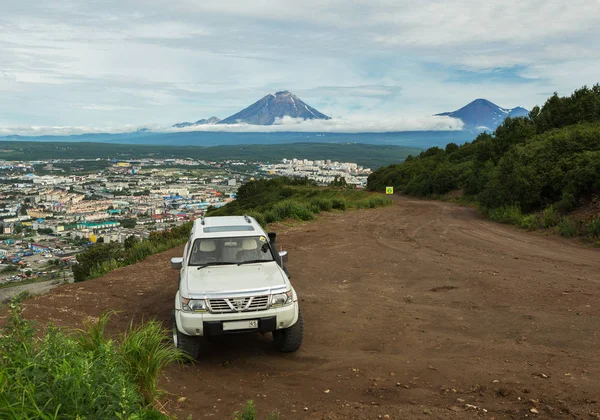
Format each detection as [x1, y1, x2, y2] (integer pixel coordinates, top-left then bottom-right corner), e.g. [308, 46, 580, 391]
[271, 290, 293, 307]
[182, 297, 207, 312]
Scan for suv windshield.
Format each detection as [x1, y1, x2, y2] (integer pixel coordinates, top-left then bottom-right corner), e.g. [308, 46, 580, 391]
[188, 236, 274, 266]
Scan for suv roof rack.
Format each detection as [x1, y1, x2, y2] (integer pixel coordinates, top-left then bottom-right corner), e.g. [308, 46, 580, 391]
[243, 215, 252, 224]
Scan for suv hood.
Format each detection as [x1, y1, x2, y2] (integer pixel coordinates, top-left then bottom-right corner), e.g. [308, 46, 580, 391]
[184, 262, 288, 298]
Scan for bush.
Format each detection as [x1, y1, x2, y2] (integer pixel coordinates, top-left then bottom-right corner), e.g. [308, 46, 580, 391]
[309, 197, 333, 212]
[246, 211, 266, 227]
[120, 319, 189, 404]
[487, 205, 523, 225]
[271, 201, 314, 222]
[519, 214, 539, 230]
[73, 222, 192, 282]
[558, 217, 579, 237]
[587, 218, 600, 238]
[331, 198, 348, 210]
[366, 85, 600, 239]
[208, 177, 392, 227]
[0, 306, 182, 419]
[540, 205, 560, 228]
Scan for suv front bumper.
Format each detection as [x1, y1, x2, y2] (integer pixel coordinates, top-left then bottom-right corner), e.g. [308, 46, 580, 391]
[175, 301, 298, 337]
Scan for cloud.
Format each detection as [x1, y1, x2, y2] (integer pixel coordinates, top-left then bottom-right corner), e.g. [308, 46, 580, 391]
[171, 115, 463, 133]
[0, 115, 463, 136]
[0, 0, 598, 129]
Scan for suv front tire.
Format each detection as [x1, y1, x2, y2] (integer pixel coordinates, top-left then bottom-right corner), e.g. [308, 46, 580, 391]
[172, 310, 201, 359]
[273, 310, 304, 352]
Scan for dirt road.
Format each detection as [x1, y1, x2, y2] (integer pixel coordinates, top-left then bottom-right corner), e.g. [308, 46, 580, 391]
[17, 197, 600, 419]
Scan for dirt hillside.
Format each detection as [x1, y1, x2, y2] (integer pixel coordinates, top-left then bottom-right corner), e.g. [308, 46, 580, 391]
[16, 196, 600, 419]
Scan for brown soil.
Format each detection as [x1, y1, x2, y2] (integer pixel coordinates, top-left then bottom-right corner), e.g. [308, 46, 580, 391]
[14, 196, 600, 419]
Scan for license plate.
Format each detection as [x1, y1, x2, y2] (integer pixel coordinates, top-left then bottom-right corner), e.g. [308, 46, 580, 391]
[223, 320, 258, 331]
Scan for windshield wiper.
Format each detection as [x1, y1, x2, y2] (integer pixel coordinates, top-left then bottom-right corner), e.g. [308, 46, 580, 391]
[195, 262, 237, 270]
[237, 259, 275, 266]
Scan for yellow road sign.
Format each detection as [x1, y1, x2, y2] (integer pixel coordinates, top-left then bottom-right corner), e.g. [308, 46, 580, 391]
[385, 186, 394, 195]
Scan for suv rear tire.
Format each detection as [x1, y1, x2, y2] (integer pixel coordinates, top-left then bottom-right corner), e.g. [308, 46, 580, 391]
[273, 310, 304, 352]
[172, 310, 201, 359]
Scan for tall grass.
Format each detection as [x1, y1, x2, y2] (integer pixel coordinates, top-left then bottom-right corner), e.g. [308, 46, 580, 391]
[120, 319, 190, 405]
[208, 178, 392, 226]
[0, 304, 184, 419]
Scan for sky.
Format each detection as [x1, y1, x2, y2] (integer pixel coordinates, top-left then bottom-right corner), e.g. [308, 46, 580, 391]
[1, 0, 599, 134]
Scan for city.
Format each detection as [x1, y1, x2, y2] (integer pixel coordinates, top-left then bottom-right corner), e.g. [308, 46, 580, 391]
[0, 156, 370, 289]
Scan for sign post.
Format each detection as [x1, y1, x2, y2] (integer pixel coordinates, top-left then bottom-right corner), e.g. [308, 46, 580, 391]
[385, 186, 394, 195]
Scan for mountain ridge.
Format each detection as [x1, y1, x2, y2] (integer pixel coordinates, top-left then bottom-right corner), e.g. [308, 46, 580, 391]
[218, 90, 330, 125]
[436, 98, 529, 131]
[172, 116, 221, 129]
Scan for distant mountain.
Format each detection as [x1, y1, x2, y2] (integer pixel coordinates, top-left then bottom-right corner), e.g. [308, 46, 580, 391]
[219, 90, 330, 125]
[172, 116, 221, 128]
[436, 99, 529, 131]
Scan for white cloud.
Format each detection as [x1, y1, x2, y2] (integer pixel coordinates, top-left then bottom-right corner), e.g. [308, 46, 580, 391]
[0, 115, 463, 136]
[0, 0, 598, 129]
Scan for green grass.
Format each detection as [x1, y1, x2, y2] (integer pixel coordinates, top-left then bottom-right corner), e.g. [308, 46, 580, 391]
[232, 401, 279, 420]
[208, 177, 392, 225]
[0, 305, 184, 419]
[73, 222, 192, 283]
[486, 205, 524, 225]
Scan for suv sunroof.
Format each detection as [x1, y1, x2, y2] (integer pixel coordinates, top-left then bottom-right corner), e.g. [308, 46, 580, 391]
[203, 226, 255, 233]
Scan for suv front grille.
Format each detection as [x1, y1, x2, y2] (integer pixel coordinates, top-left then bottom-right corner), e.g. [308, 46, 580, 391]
[208, 295, 270, 313]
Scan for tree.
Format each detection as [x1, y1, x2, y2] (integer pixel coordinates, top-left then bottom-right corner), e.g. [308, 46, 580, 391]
[72, 243, 119, 282]
[124, 235, 139, 250]
[329, 176, 348, 188]
[120, 219, 137, 229]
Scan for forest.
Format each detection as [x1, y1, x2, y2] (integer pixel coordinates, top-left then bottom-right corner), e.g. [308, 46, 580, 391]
[367, 85, 600, 239]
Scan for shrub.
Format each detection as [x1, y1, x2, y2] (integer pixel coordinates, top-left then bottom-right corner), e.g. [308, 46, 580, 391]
[246, 211, 266, 227]
[519, 214, 539, 230]
[540, 205, 560, 228]
[587, 218, 600, 238]
[271, 201, 314, 222]
[367, 196, 392, 208]
[331, 198, 348, 210]
[72, 243, 120, 282]
[89, 258, 123, 279]
[0, 306, 178, 419]
[558, 217, 579, 237]
[120, 320, 189, 405]
[74, 222, 192, 282]
[232, 400, 279, 420]
[487, 205, 523, 225]
[309, 197, 333, 212]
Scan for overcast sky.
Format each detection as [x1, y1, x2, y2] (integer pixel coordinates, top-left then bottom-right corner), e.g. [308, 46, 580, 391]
[1, 0, 599, 134]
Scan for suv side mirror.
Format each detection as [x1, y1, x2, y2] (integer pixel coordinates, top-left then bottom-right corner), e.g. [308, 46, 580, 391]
[278, 250, 288, 263]
[171, 257, 183, 270]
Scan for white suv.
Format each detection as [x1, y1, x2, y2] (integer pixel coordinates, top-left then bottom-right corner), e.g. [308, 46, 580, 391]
[171, 215, 303, 357]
